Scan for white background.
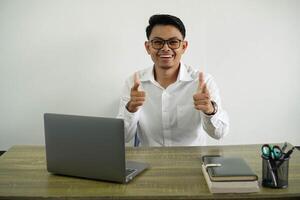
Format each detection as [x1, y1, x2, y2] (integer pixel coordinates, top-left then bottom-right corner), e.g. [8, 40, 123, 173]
[1, 0, 299, 150]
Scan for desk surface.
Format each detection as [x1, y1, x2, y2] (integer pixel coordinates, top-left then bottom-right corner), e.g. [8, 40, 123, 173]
[0, 144, 299, 200]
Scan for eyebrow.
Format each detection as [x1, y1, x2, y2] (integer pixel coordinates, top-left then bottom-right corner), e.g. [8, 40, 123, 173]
[151, 37, 181, 41]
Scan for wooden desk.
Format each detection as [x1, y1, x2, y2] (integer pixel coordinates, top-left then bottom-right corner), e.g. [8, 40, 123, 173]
[0, 144, 299, 199]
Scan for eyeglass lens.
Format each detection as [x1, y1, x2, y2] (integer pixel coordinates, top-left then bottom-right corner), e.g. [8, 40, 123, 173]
[150, 39, 182, 50]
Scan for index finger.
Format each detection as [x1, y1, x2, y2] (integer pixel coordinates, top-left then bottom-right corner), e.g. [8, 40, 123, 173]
[197, 72, 205, 93]
[132, 72, 140, 91]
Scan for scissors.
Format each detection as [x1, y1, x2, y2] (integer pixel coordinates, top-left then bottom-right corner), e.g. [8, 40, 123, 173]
[261, 144, 283, 160]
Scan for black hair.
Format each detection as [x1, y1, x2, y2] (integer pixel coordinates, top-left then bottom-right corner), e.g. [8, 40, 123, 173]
[146, 14, 186, 39]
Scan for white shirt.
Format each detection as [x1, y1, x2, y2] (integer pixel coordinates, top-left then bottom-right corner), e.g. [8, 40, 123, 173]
[117, 64, 229, 146]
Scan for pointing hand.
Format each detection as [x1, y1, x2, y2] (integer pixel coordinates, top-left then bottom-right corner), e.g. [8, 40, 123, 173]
[193, 72, 214, 114]
[126, 72, 146, 113]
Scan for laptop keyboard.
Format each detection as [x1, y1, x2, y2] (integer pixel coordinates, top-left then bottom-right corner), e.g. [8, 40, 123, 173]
[126, 168, 137, 176]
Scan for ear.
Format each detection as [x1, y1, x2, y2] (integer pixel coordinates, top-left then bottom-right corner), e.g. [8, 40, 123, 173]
[144, 41, 151, 54]
[181, 40, 188, 52]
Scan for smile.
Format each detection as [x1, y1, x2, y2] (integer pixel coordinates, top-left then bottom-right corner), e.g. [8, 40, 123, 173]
[159, 54, 174, 58]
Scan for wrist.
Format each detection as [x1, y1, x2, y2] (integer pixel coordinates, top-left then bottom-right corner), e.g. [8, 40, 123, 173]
[126, 102, 131, 111]
[126, 101, 136, 113]
[205, 101, 218, 115]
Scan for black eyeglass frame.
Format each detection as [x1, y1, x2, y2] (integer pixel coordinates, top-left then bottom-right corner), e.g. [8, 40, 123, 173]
[149, 38, 183, 50]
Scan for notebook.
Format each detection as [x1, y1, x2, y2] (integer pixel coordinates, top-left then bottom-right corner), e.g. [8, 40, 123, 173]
[44, 113, 149, 183]
[202, 155, 258, 181]
[201, 164, 259, 193]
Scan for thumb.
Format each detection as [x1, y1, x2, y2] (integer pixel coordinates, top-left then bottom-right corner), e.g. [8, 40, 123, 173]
[197, 72, 205, 93]
[132, 72, 140, 91]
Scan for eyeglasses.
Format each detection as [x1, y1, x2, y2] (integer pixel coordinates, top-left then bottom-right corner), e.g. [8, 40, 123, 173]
[150, 38, 182, 50]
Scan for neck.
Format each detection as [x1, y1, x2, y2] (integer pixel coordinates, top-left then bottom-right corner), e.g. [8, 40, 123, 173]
[154, 64, 180, 89]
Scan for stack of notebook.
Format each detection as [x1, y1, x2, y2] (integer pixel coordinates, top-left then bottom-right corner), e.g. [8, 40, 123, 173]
[201, 155, 260, 193]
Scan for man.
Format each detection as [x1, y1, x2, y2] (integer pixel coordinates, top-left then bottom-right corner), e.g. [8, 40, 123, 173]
[117, 14, 229, 146]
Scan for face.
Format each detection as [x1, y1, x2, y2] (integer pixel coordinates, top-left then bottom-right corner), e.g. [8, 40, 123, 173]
[145, 25, 188, 70]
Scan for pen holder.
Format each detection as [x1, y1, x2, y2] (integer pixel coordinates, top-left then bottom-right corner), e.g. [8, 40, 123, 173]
[262, 156, 289, 188]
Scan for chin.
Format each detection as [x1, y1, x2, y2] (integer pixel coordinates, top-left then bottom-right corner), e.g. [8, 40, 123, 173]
[157, 61, 175, 69]
[160, 65, 173, 69]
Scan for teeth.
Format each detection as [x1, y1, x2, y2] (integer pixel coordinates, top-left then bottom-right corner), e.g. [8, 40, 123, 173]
[160, 55, 172, 58]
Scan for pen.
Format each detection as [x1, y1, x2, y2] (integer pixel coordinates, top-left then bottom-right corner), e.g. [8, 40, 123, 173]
[281, 142, 288, 153]
[277, 146, 295, 169]
[284, 147, 295, 159]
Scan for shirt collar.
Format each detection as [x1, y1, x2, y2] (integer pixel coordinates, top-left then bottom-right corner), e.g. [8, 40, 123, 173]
[139, 63, 193, 82]
[178, 63, 194, 82]
[139, 67, 153, 82]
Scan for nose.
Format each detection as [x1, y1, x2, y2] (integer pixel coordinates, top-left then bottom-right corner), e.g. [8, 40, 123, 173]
[161, 42, 171, 51]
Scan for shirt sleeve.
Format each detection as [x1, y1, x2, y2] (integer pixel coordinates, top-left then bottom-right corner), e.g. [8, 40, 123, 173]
[200, 74, 229, 139]
[116, 76, 140, 143]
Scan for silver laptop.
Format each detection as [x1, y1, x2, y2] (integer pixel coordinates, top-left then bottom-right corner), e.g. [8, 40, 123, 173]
[44, 113, 149, 183]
